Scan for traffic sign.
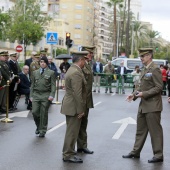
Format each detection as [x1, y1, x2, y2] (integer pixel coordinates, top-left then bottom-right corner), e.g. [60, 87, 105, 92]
[16, 45, 23, 52]
[46, 32, 58, 44]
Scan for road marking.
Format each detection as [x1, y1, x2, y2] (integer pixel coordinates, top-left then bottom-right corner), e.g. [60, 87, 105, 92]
[47, 101, 102, 134]
[0, 110, 30, 121]
[112, 117, 136, 139]
[94, 101, 102, 106]
[111, 92, 115, 96]
[47, 121, 66, 134]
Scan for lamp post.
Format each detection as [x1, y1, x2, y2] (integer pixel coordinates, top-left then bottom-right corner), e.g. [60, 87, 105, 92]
[130, 22, 134, 58]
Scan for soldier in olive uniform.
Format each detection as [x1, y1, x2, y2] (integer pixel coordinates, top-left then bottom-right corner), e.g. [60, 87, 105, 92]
[123, 48, 164, 163]
[30, 56, 56, 137]
[77, 46, 95, 154]
[30, 53, 40, 80]
[0, 51, 11, 113]
[61, 52, 87, 163]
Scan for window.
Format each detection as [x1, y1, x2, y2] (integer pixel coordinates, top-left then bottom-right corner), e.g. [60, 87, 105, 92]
[75, 24, 81, 29]
[75, 15, 82, 19]
[75, 4, 82, 9]
[58, 38, 64, 46]
[74, 34, 81, 39]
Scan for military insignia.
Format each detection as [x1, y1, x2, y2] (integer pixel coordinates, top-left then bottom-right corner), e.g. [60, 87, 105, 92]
[145, 73, 152, 77]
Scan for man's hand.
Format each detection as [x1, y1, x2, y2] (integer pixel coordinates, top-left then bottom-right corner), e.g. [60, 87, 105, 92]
[126, 94, 134, 102]
[77, 112, 84, 119]
[48, 96, 54, 101]
[135, 91, 143, 98]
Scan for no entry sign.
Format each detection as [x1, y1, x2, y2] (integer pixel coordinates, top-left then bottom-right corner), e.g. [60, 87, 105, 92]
[16, 45, 23, 52]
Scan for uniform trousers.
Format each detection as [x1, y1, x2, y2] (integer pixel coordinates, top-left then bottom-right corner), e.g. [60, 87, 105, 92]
[0, 87, 7, 110]
[77, 108, 89, 149]
[130, 111, 163, 159]
[63, 115, 82, 159]
[32, 99, 50, 134]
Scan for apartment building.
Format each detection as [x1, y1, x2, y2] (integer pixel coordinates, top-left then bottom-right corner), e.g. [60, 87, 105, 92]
[94, 0, 113, 59]
[0, 0, 14, 12]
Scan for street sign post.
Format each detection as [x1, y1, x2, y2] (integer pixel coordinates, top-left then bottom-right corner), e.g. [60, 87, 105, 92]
[16, 45, 23, 52]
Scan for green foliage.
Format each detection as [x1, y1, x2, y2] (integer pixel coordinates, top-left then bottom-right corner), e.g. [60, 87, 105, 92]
[55, 48, 68, 56]
[5, 0, 51, 45]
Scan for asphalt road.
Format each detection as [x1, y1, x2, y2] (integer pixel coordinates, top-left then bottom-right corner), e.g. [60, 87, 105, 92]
[0, 88, 170, 170]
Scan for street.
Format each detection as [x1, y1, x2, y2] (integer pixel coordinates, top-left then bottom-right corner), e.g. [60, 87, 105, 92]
[0, 88, 170, 170]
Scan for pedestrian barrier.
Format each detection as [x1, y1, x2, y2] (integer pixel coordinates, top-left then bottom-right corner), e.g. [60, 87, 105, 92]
[93, 73, 134, 94]
[1, 80, 14, 123]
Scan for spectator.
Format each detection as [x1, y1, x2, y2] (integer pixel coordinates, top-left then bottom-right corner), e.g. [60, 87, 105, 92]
[47, 56, 59, 78]
[166, 67, 170, 97]
[160, 65, 167, 96]
[92, 57, 103, 93]
[116, 61, 127, 94]
[25, 51, 36, 68]
[59, 59, 70, 89]
[131, 65, 141, 92]
[103, 61, 115, 93]
[18, 65, 32, 110]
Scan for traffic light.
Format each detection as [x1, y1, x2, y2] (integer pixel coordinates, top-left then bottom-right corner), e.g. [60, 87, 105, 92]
[65, 33, 73, 48]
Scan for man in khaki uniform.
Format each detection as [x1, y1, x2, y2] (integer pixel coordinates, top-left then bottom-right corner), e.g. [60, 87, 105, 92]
[0, 51, 11, 113]
[104, 61, 115, 93]
[61, 52, 87, 163]
[30, 53, 40, 79]
[30, 56, 56, 137]
[77, 46, 95, 154]
[123, 48, 164, 163]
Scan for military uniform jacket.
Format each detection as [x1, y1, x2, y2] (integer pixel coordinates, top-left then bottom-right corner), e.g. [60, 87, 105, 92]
[104, 65, 115, 74]
[82, 62, 93, 108]
[0, 61, 10, 86]
[30, 61, 40, 75]
[61, 64, 87, 116]
[30, 68, 56, 100]
[133, 62, 163, 113]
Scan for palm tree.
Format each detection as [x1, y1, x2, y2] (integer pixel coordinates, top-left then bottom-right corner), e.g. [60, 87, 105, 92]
[146, 30, 160, 47]
[106, 0, 123, 57]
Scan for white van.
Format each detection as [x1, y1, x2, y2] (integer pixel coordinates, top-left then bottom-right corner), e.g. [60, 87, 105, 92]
[111, 58, 168, 73]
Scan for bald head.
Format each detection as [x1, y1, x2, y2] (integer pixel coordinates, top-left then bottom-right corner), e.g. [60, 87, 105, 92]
[22, 65, 29, 75]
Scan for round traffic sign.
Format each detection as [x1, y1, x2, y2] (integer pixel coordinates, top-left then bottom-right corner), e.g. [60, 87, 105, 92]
[16, 45, 23, 52]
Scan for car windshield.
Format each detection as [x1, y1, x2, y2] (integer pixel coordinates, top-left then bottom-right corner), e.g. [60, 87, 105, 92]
[127, 60, 143, 69]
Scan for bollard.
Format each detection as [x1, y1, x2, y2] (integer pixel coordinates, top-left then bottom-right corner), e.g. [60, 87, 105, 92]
[54, 76, 61, 105]
[1, 80, 14, 123]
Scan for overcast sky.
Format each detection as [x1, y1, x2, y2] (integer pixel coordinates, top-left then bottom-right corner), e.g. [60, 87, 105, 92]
[141, 0, 170, 41]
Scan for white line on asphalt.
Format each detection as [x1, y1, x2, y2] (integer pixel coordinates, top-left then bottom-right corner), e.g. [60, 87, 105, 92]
[111, 93, 115, 96]
[47, 101, 102, 134]
[94, 101, 102, 106]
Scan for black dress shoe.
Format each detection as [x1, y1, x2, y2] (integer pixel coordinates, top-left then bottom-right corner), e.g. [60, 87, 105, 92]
[39, 133, 45, 138]
[35, 129, 40, 135]
[148, 157, 163, 163]
[122, 153, 140, 158]
[93, 90, 96, 92]
[63, 156, 83, 163]
[77, 148, 94, 154]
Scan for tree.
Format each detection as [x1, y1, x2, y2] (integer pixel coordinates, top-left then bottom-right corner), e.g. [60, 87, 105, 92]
[5, 0, 51, 61]
[0, 11, 10, 40]
[106, 0, 123, 57]
[146, 30, 160, 47]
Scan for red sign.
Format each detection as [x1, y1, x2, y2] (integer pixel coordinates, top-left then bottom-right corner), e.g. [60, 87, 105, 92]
[16, 45, 23, 52]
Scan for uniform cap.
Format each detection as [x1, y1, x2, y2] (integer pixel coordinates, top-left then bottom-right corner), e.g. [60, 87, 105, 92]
[81, 46, 95, 53]
[40, 49, 47, 54]
[0, 51, 9, 56]
[10, 53, 17, 57]
[71, 51, 89, 58]
[138, 48, 153, 56]
[34, 53, 41, 58]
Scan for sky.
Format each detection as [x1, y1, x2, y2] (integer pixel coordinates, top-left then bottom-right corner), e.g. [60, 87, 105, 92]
[141, 0, 170, 41]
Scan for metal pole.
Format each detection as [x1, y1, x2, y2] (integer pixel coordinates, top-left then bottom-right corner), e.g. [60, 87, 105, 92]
[116, 20, 120, 58]
[131, 24, 134, 56]
[54, 76, 61, 105]
[51, 44, 53, 57]
[1, 81, 13, 123]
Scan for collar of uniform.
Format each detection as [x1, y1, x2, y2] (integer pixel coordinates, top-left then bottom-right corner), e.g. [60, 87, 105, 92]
[145, 61, 153, 69]
[74, 64, 81, 69]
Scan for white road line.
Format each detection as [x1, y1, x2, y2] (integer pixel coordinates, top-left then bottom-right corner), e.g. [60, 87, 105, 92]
[111, 93, 116, 96]
[47, 101, 102, 134]
[94, 101, 102, 106]
[47, 121, 66, 134]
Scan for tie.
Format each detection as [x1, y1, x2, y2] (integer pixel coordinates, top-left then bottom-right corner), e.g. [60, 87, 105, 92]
[41, 68, 44, 75]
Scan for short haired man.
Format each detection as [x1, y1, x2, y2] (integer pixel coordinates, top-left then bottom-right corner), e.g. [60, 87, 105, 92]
[47, 56, 59, 78]
[30, 56, 56, 137]
[61, 51, 87, 163]
[123, 48, 164, 163]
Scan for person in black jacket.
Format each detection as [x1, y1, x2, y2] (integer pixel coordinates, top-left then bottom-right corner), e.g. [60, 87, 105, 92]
[8, 53, 20, 110]
[18, 65, 32, 110]
[25, 51, 36, 68]
[47, 56, 59, 78]
[92, 57, 103, 93]
[115, 61, 127, 94]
